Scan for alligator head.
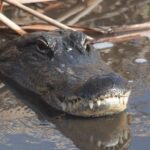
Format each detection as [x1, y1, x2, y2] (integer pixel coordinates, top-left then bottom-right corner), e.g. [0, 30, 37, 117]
[0, 30, 131, 117]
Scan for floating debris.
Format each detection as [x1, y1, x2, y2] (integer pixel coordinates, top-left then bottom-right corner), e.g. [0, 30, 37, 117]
[134, 58, 148, 64]
[93, 42, 114, 50]
[128, 80, 134, 83]
[0, 83, 5, 89]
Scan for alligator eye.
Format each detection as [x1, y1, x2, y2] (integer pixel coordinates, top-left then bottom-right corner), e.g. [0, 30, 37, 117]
[36, 38, 49, 54]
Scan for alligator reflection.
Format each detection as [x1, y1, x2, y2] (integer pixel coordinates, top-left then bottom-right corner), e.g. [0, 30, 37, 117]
[52, 113, 131, 150]
[0, 81, 131, 150]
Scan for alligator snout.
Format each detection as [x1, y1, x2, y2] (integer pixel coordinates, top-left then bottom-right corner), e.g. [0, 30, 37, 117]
[78, 73, 128, 99]
[0, 29, 131, 117]
[59, 73, 130, 117]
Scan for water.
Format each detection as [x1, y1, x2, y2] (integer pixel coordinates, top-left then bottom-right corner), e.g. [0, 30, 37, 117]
[0, 0, 150, 149]
[0, 84, 131, 150]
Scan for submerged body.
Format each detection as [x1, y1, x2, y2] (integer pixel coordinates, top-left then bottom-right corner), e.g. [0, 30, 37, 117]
[0, 30, 131, 117]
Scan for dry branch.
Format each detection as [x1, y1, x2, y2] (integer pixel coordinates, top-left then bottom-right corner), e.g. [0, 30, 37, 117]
[0, 0, 4, 12]
[67, 0, 103, 25]
[57, 4, 84, 22]
[111, 22, 150, 34]
[3, 0, 54, 5]
[0, 12, 26, 35]
[79, 0, 150, 25]
[1, 0, 150, 44]
[90, 32, 142, 44]
[3, 0, 93, 40]
[42, 1, 62, 13]
[4, 0, 73, 30]
[16, 0, 55, 3]
[1, 21, 150, 44]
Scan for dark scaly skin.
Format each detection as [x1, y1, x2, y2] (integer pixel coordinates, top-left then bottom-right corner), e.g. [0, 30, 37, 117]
[0, 30, 131, 117]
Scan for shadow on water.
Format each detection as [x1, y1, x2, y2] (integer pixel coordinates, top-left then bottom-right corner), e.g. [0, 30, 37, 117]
[0, 76, 131, 150]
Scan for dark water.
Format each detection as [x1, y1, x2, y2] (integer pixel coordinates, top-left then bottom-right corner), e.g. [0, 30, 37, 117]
[0, 0, 150, 149]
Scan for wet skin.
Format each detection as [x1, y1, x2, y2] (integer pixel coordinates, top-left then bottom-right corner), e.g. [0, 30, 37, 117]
[0, 30, 131, 117]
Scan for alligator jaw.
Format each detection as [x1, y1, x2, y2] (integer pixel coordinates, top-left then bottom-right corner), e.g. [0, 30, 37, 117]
[59, 91, 131, 117]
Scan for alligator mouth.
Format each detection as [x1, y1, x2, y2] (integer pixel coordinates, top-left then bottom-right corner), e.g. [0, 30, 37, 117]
[59, 90, 131, 117]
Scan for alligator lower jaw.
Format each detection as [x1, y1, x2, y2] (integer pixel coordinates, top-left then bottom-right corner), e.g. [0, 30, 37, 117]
[60, 91, 131, 117]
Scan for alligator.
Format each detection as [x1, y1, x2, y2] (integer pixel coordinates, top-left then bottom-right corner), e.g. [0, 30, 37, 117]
[0, 30, 131, 117]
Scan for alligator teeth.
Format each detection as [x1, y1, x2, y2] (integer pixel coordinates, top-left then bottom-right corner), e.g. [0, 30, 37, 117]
[122, 97, 126, 105]
[72, 102, 77, 109]
[97, 100, 101, 106]
[105, 98, 111, 103]
[0, 83, 5, 89]
[125, 91, 131, 96]
[89, 102, 94, 109]
[61, 103, 66, 111]
[119, 135, 124, 144]
[100, 95, 105, 100]
[120, 97, 128, 105]
[119, 98, 123, 104]
[114, 97, 120, 104]
[68, 102, 72, 110]
[124, 97, 128, 105]
[97, 140, 102, 147]
[124, 130, 128, 140]
[112, 97, 119, 105]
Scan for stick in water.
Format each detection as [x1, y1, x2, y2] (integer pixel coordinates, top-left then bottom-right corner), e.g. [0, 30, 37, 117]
[4, 0, 93, 40]
[0, 12, 27, 35]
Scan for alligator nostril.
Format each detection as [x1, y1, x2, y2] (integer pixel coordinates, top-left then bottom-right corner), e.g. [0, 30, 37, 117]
[77, 73, 128, 99]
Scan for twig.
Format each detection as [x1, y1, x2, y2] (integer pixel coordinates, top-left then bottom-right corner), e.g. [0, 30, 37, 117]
[4, 0, 72, 30]
[0, 12, 26, 35]
[0, 0, 4, 12]
[1, 20, 150, 42]
[88, 22, 150, 35]
[67, 0, 103, 25]
[42, 1, 62, 13]
[90, 31, 149, 44]
[3, 0, 54, 5]
[57, 4, 85, 22]
[1, 22, 150, 45]
[111, 22, 150, 34]
[4, 0, 93, 40]
[79, 0, 150, 25]
[16, 0, 55, 4]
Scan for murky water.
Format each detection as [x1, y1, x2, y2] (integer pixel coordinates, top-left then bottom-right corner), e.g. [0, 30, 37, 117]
[0, 0, 150, 149]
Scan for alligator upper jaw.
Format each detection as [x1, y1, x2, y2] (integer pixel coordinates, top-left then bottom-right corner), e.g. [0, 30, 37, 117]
[59, 90, 131, 117]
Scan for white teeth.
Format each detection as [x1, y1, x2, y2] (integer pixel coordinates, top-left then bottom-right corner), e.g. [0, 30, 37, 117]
[89, 102, 94, 109]
[126, 91, 131, 96]
[97, 100, 101, 106]
[121, 97, 128, 105]
[0, 83, 5, 89]
[68, 103, 72, 110]
[113, 97, 120, 105]
[119, 98, 123, 104]
[125, 97, 128, 105]
[123, 98, 126, 105]
[72, 103, 76, 109]
[119, 136, 124, 144]
[61, 103, 66, 111]
[60, 92, 130, 112]
[120, 97, 123, 104]
[124, 130, 128, 140]
[97, 140, 102, 147]
[105, 98, 112, 104]
[95, 96, 129, 107]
